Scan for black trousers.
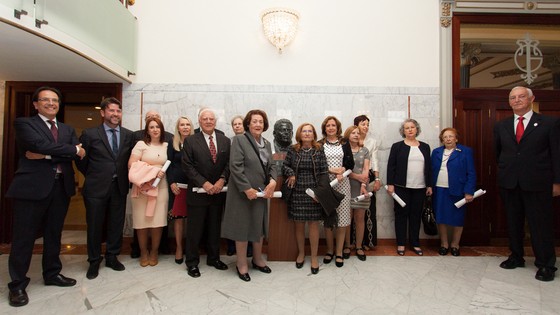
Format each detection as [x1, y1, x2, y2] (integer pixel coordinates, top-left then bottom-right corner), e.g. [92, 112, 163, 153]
[500, 186, 556, 269]
[394, 186, 426, 248]
[84, 180, 126, 263]
[9, 178, 70, 291]
[184, 203, 223, 267]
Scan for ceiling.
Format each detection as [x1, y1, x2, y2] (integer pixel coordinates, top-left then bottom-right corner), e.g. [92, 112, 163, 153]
[0, 20, 128, 83]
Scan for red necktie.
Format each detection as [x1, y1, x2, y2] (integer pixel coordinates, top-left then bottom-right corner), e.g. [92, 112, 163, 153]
[47, 120, 58, 142]
[516, 117, 524, 143]
[209, 135, 217, 163]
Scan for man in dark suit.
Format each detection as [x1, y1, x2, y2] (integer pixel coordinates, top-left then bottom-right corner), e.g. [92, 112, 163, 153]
[129, 110, 173, 258]
[6, 87, 86, 307]
[77, 97, 134, 280]
[494, 86, 560, 282]
[182, 108, 230, 278]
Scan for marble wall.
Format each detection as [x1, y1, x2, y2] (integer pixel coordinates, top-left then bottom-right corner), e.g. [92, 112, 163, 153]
[122, 83, 442, 240]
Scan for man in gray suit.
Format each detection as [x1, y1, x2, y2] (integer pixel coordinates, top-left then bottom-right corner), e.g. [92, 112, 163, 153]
[182, 108, 230, 278]
[77, 97, 134, 280]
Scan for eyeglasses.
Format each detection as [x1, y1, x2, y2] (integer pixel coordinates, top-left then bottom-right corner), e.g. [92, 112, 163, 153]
[37, 98, 60, 104]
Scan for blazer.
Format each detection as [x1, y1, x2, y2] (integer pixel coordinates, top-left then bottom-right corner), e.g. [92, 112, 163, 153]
[318, 139, 355, 171]
[77, 124, 134, 197]
[431, 144, 476, 197]
[494, 112, 560, 191]
[182, 131, 230, 206]
[6, 115, 79, 200]
[386, 140, 431, 188]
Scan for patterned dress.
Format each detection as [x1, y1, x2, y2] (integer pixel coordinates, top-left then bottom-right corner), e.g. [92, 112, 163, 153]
[350, 147, 371, 209]
[282, 146, 328, 221]
[323, 141, 351, 227]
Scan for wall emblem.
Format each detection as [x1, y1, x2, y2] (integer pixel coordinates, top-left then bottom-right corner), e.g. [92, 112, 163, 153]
[514, 33, 543, 85]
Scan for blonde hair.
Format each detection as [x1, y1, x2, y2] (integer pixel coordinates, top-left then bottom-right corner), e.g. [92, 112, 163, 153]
[173, 116, 194, 151]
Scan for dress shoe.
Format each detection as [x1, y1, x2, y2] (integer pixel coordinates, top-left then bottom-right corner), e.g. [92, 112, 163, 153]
[412, 247, 423, 256]
[450, 247, 460, 257]
[130, 248, 140, 259]
[335, 255, 344, 268]
[207, 260, 228, 270]
[175, 257, 184, 265]
[342, 247, 351, 259]
[356, 248, 367, 261]
[226, 249, 235, 256]
[535, 267, 556, 282]
[105, 257, 125, 271]
[9, 289, 28, 307]
[500, 257, 525, 269]
[438, 247, 449, 256]
[295, 260, 304, 269]
[44, 274, 76, 287]
[252, 260, 272, 273]
[87, 258, 103, 280]
[148, 254, 158, 267]
[323, 253, 334, 264]
[311, 266, 319, 275]
[397, 249, 405, 256]
[236, 267, 251, 282]
[187, 266, 201, 278]
[246, 245, 253, 258]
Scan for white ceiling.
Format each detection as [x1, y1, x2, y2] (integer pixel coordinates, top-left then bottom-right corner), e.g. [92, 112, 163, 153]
[0, 21, 128, 83]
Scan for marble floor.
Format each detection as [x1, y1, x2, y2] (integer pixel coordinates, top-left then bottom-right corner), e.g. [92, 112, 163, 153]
[1, 242, 559, 314]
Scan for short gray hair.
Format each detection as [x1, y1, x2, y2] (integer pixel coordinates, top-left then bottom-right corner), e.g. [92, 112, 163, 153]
[399, 118, 421, 138]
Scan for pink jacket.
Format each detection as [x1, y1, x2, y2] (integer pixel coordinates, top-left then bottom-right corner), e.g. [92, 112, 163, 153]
[128, 161, 161, 217]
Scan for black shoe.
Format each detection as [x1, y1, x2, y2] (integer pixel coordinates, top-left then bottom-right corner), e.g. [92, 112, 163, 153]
[226, 249, 235, 256]
[438, 247, 449, 256]
[323, 253, 334, 264]
[500, 257, 525, 269]
[187, 266, 201, 278]
[295, 260, 304, 269]
[9, 289, 28, 307]
[311, 266, 319, 274]
[356, 248, 366, 261]
[335, 255, 344, 268]
[397, 247, 405, 256]
[412, 247, 423, 256]
[130, 248, 140, 259]
[207, 260, 228, 270]
[86, 257, 103, 280]
[252, 260, 272, 273]
[450, 247, 460, 257]
[246, 245, 253, 258]
[175, 258, 184, 265]
[105, 257, 125, 271]
[44, 274, 77, 287]
[236, 267, 251, 282]
[342, 247, 351, 259]
[535, 267, 556, 282]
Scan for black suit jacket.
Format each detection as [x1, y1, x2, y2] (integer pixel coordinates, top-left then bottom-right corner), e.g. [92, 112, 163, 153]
[386, 140, 432, 188]
[77, 125, 134, 197]
[182, 131, 230, 206]
[6, 115, 79, 200]
[494, 112, 560, 191]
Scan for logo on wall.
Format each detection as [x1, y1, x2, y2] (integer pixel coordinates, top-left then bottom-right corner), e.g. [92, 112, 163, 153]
[514, 33, 543, 85]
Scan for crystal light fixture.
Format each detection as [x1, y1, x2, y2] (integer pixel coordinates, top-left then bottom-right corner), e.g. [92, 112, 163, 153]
[261, 8, 299, 53]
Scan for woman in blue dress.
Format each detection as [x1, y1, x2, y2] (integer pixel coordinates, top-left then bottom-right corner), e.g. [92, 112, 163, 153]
[431, 128, 476, 256]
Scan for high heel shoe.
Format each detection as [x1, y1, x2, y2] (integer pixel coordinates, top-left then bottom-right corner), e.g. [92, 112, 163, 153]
[412, 247, 423, 256]
[355, 248, 366, 261]
[311, 266, 319, 274]
[295, 260, 304, 269]
[148, 252, 159, 266]
[335, 256, 344, 268]
[236, 267, 251, 282]
[140, 251, 149, 267]
[175, 252, 184, 264]
[252, 260, 272, 273]
[397, 246, 405, 256]
[323, 253, 334, 264]
[343, 247, 352, 259]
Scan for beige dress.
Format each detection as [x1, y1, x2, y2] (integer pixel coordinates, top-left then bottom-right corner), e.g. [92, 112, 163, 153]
[131, 141, 169, 229]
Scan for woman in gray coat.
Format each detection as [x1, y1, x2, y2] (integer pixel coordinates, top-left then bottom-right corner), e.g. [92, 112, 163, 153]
[222, 109, 278, 282]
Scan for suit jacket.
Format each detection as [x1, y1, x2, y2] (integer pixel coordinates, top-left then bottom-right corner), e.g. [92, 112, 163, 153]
[182, 131, 230, 206]
[6, 115, 79, 200]
[386, 140, 431, 188]
[494, 112, 560, 191]
[77, 124, 134, 197]
[431, 144, 476, 197]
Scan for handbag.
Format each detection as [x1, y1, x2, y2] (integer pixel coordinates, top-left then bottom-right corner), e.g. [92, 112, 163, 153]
[280, 181, 293, 202]
[368, 169, 376, 183]
[422, 196, 438, 236]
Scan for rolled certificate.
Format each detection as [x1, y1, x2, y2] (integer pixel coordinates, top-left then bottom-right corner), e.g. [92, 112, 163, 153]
[329, 169, 353, 186]
[177, 183, 188, 189]
[151, 160, 171, 187]
[384, 185, 406, 207]
[256, 191, 283, 198]
[307, 169, 353, 199]
[352, 192, 373, 202]
[454, 189, 486, 208]
[192, 186, 228, 193]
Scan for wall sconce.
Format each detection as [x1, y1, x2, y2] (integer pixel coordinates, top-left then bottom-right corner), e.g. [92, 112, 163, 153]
[261, 8, 299, 53]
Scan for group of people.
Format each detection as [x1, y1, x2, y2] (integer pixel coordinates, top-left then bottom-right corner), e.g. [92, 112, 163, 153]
[6, 85, 559, 307]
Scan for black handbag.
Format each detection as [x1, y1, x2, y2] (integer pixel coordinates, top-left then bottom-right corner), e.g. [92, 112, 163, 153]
[422, 196, 438, 236]
[368, 169, 376, 183]
[280, 181, 293, 202]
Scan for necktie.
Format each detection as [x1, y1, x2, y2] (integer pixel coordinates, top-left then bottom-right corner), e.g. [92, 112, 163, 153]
[47, 120, 58, 142]
[516, 117, 524, 143]
[110, 129, 119, 155]
[209, 135, 217, 163]
[47, 120, 61, 172]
